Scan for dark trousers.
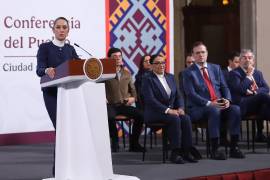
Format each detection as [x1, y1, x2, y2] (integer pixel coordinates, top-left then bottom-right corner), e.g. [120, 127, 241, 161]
[240, 93, 270, 133]
[107, 104, 144, 145]
[145, 113, 193, 149]
[42, 87, 57, 129]
[188, 105, 241, 138]
[42, 87, 57, 176]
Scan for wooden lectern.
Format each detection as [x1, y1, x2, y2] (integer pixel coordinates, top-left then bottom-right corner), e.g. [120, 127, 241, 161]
[40, 58, 116, 88]
[41, 59, 139, 180]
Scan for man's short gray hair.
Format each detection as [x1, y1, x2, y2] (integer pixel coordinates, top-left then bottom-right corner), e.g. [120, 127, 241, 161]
[240, 49, 255, 59]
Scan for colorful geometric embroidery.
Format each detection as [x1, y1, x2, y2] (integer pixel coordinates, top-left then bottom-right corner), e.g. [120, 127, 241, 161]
[108, 0, 169, 75]
[108, 0, 170, 137]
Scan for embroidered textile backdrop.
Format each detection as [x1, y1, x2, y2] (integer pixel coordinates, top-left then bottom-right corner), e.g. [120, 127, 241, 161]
[107, 0, 174, 136]
[107, 0, 173, 76]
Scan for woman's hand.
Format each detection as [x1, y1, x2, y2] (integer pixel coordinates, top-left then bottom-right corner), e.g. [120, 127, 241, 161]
[46, 67, 56, 79]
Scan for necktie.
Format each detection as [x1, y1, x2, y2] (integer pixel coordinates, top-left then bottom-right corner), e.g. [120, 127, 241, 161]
[250, 78, 258, 91]
[245, 71, 258, 92]
[116, 71, 121, 81]
[201, 67, 217, 101]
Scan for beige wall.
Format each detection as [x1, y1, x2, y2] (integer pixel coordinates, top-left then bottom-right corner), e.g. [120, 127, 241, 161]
[173, 0, 185, 83]
[257, 1, 270, 85]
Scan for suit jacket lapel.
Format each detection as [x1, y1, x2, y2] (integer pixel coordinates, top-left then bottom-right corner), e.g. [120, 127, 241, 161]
[253, 70, 259, 82]
[238, 67, 247, 78]
[165, 74, 174, 99]
[207, 65, 216, 84]
[192, 65, 207, 88]
[165, 74, 172, 90]
[152, 73, 170, 100]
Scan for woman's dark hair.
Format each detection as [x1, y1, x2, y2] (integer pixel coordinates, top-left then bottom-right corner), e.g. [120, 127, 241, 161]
[53, 17, 69, 29]
[138, 55, 150, 70]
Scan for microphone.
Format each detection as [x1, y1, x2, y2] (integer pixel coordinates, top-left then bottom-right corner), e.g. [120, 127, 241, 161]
[74, 43, 93, 57]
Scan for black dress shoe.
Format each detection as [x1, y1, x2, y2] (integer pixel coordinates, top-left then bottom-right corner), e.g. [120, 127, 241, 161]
[170, 154, 185, 164]
[230, 148, 245, 159]
[111, 146, 119, 152]
[255, 134, 267, 142]
[189, 146, 202, 160]
[210, 149, 227, 160]
[267, 136, 270, 148]
[129, 144, 146, 152]
[52, 165, 55, 177]
[111, 142, 120, 152]
[220, 138, 230, 146]
[183, 153, 198, 163]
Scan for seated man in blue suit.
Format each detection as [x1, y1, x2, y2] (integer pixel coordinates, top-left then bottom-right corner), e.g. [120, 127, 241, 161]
[142, 54, 198, 164]
[182, 41, 244, 160]
[228, 49, 270, 141]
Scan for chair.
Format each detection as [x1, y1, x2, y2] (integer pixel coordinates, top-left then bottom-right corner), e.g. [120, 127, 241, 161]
[193, 121, 210, 158]
[115, 115, 132, 149]
[243, 115, 269, 152]
[193, 120, 229, 158]
[142, 122, 168, 163]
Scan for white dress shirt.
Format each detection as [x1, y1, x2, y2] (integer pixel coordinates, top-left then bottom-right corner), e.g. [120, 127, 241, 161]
[154, 72, 172, 113]
[155, 73, 171, 97]
[52, 38, 65, 47]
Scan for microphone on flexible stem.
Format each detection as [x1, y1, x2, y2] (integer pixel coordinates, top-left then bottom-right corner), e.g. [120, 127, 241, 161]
[74, 43, 93, 57]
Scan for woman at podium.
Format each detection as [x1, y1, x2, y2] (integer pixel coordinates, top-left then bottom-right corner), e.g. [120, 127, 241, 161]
[36, 17, 79, 129]
[36, 17, 79, 177]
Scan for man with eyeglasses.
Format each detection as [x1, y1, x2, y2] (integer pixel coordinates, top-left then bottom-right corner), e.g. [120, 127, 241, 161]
[228, 49, 270, 142]
[182, 41, 245, 160]
[142, 54, 199, 164]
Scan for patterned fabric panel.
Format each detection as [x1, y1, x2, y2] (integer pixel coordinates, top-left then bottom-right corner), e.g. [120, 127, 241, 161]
[108, 0, 169, 76]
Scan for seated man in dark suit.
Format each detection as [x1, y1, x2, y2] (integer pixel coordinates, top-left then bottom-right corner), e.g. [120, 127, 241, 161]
[220, 51, 240, 145]
[228, 49, 270, 141]
[182, 41, 244, 160]
[178, 53, 195, 110]
[142, 54, 198, 164]
[223, 51, 240, 84]
[185, 53, 195, 68]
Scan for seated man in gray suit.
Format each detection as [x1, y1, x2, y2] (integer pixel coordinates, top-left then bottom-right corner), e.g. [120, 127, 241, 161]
[182, 41, 244, 160]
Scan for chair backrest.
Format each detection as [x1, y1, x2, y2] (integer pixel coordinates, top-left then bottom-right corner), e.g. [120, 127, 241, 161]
[146, 122, 168, 132]
[243, 114, 261, 120]
[115, 115, 130, 121]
